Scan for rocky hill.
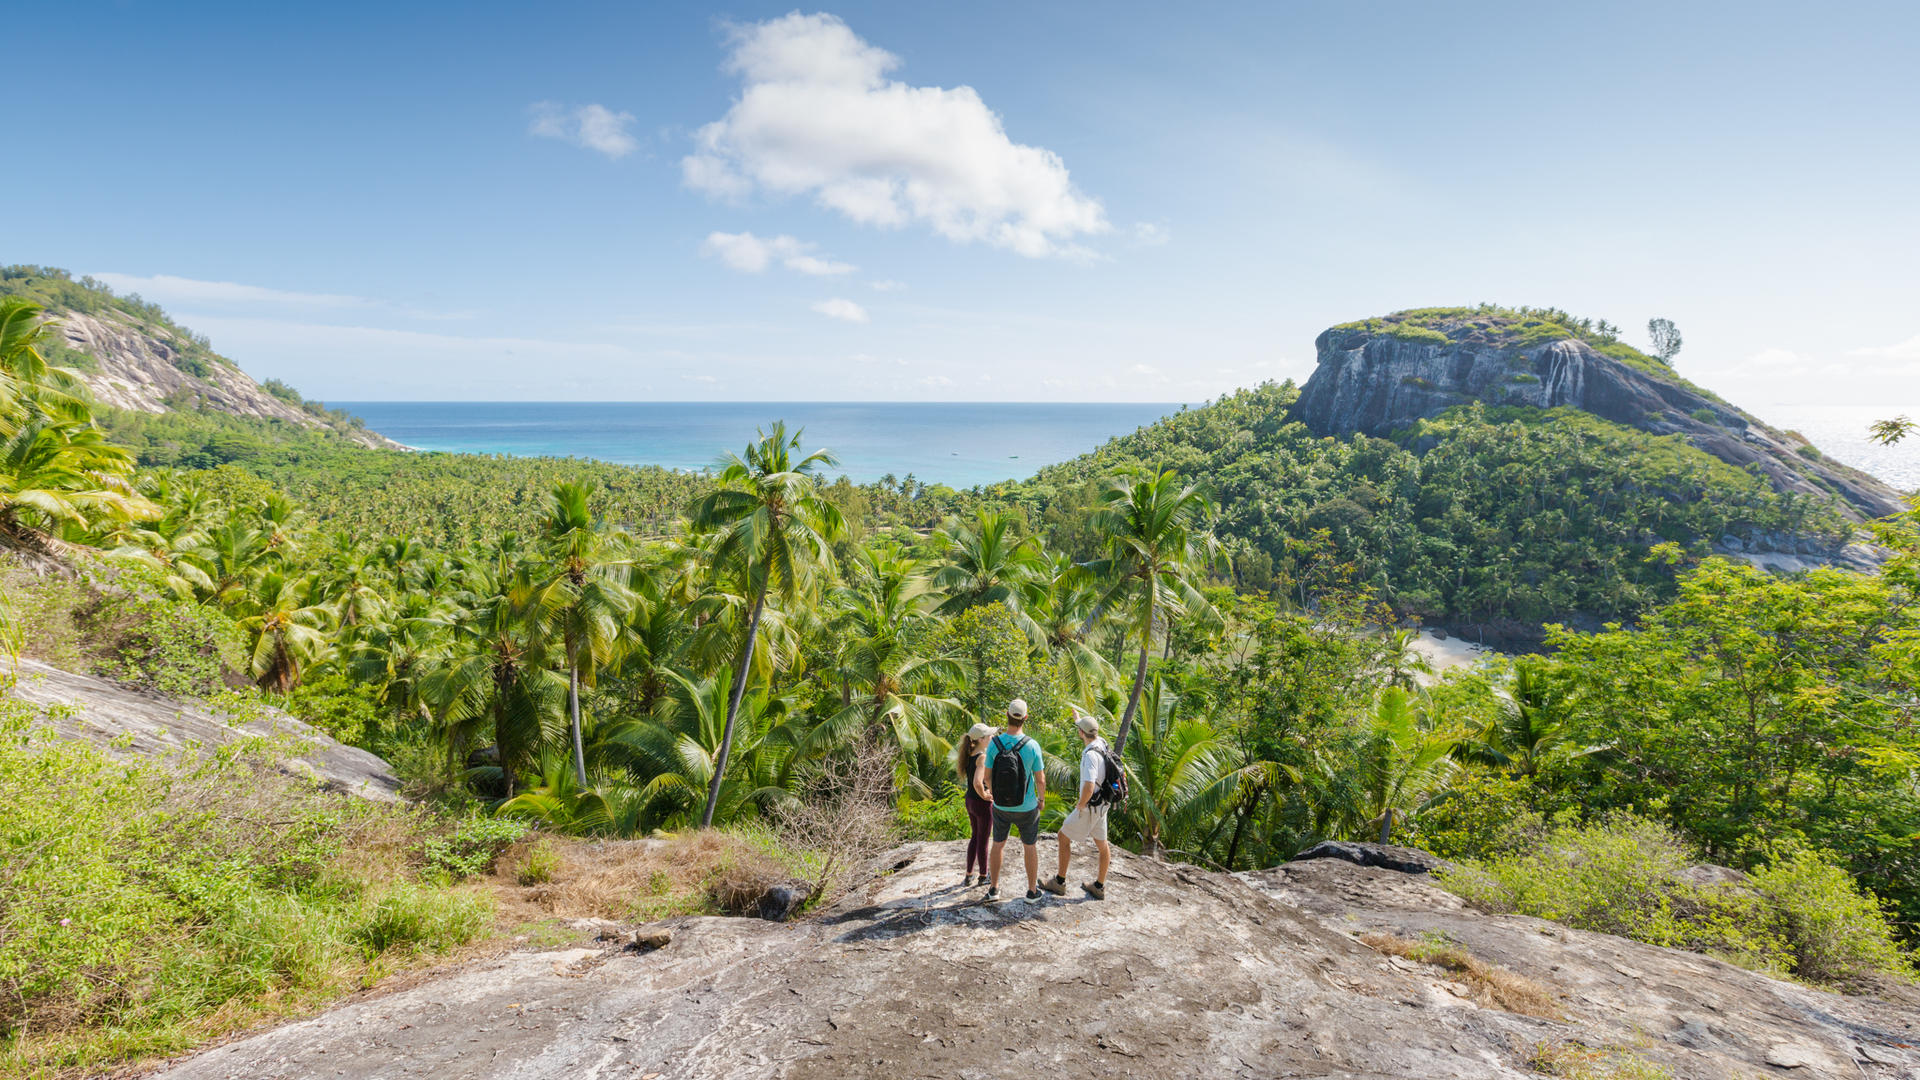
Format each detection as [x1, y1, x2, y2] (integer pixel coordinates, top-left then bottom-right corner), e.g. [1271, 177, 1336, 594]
[1, 265, 399, 449]
[1293, 308, 1905, 523]
[8, 657, 401, 802]
[148, 841, 1920, 1079]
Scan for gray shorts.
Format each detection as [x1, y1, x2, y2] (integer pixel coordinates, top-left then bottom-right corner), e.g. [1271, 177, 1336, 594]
[991, 805, 1041, 845]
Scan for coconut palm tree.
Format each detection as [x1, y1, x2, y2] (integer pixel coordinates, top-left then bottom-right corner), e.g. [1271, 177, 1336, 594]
[529, 481, 637, 787]
[1029, 552, 1120, 702]
[0, 414, 153, 551]
[426, 565, 566, 799]
[1116, 678, 1241, 858]
[233, 570, 335, 693]
[1083, 469, 1224, 757]
[932, 510, 1046, 628]
[802, 543, 967, 782]
[599, 668, 799, 830]
[687, 422, 844, 828]
[1351, 687, 1458, 844]
[1452, 657, 1587, 781]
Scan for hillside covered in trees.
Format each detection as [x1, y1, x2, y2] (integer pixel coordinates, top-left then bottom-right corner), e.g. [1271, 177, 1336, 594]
[6, 288, 1918, 1073]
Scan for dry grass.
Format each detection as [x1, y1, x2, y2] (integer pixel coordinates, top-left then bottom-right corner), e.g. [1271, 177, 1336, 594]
[503, 829, 796, 923]
[1527, 1041, 1676, 1079]
[1361, 931, 1562, 1019]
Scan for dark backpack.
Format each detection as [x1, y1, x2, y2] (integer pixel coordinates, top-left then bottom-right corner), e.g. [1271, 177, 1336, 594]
[989, 734, 1032, 807]
[1086, 746, 1128, 808]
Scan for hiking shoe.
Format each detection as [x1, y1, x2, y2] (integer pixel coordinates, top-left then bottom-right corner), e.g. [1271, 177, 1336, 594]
[1083, 881, 1106, 900]
[1038, 876, 1067, 896]
[1025, 888, 1043, 902]
[984, 887, 1000, 902]
[963, 875, 975, 887]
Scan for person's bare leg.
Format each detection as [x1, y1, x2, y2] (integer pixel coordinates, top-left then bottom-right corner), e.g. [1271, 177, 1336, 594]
[1023, 840, 1039, 891]
[1056, 833, 1072, 881]
[1094, 838, 1111, 884]
[989, 839, 1006, 891]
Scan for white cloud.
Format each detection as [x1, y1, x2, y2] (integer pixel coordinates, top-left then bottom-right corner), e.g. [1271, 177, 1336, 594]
[1745, 348, 1815, 373]
[529, 102, 639, 158]
[682, 374, 718, 384]
[1131, 363, 1161, 375]
[1852, 333, 1920, 360]
[920, 374, 954, 388]
[91, 273, 372, 309]
[682, 13, 1108, 257]
[700, 231, 855, 275]
[1130, 223, 1171, 246]
[89, 273, 466, 320]
[811, 297, 870, 323]
[868, 279, 907, 291]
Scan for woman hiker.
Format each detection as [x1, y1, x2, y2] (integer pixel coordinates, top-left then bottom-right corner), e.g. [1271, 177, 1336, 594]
[958, 722, 995, 886]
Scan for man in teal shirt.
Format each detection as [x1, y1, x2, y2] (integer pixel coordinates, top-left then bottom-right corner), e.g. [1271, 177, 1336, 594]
[974, 698, 1048, 902]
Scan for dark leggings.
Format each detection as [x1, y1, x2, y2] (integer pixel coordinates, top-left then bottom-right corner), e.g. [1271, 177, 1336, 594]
[965, 794, 993, 876]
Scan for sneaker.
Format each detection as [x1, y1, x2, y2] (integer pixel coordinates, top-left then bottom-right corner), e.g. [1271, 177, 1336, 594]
[1038, 875, 1067, 896]
[963, 875, 975, 887]
[1084, 881, 1106, 900]
[984, 887, 1000, 902]
[1025, 888, 1043, 902]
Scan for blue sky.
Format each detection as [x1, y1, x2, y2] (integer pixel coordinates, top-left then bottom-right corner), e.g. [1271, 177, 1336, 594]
[12, 1, 1919, 406]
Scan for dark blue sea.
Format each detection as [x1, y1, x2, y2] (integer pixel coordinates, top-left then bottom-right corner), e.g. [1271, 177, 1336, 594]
[329, 402, 1188, 488]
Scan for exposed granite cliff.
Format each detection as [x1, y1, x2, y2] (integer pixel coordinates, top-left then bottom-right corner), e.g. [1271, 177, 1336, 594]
[8, 656, 401, 802]
[148, 840, 1920, 1079]
[51, 308, 401, 450]
[1293, 311, 1905, 524]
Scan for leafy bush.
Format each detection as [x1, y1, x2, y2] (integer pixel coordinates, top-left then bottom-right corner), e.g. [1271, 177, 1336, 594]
[1438, 815, 1911, 986]
[1797, 443, 1822, 460]
[517, 839, 560, 886]
[422, 816, 532, 880]
[1750, 850, 1913, 987]
[900, 791, 971, 841]
[0, 703, 489, 1073]
[1690, 408, 1716, 424]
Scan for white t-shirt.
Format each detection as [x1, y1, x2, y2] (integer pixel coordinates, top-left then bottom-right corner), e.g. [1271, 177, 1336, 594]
[1079, 738, 1108, 789]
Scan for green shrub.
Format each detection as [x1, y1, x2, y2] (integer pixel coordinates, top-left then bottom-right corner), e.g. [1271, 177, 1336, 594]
[273, 668, 388, 748]
[0, 703, 488, 1073]
[1437, 815, 1910, 986]
[353, 882, 491, 955]
[1797, 443, 1822, 460]
[1386, 324, 1451, 346]
[1751, 850, 1914, 986]
[1689, 408, 1716, 424]
[517, 839, 560, 886]
[1508, 372, 1540, 384]
[422, 816, 531, 880]
[899, 791, 971, 841]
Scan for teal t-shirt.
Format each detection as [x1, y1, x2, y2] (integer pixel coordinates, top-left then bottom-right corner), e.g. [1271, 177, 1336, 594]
[983, 732, 1044, 812]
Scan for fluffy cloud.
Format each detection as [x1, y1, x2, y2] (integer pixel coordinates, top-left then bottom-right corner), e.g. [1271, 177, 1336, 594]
[683, 13, 1108, 257]
[1852, 333, 1920, 360]
[530, 102, 639, 159]
[811, 297, 870, 323]
[868, 279, 907, 291]
[701, 231, 855, 275]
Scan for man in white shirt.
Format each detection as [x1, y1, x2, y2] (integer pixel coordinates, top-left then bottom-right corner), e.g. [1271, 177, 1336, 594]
[1038, 711, 1112, 900]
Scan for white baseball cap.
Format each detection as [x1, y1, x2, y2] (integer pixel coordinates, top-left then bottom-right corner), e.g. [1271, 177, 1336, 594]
[1006, 699, 1029, 720]
[1074, 712, 1101, 736]
[967, 722, 995, 741]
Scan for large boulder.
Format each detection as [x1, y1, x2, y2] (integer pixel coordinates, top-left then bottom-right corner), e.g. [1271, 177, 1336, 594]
[1290, 839, 1450, 874]
[152, 840, 1920, 1079]
[8, 657, 401, 802]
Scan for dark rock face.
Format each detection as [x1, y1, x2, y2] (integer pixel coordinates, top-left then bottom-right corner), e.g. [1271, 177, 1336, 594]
[1293, 320, 1906, 524]
[1292, 839, 1450, 874]
[756, 882, 813, 922]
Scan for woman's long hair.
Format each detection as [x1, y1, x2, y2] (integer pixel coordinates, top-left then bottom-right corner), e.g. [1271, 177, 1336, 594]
[956, 733, 988, 787]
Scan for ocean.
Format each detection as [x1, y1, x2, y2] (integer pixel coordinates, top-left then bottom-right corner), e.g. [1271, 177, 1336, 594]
[328, 400, 1919, 493]
[330, 401, 1187, 488]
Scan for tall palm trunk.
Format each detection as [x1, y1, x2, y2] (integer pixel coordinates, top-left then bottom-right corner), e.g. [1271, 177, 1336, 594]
[700, 591, 765, 828]
[1112, 595, 1154, 758]
[568, 652, 586, 787]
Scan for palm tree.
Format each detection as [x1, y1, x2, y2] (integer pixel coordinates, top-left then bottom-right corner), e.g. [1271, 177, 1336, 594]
[1380, 627, 1434, 690]
[1116, 678, 1241, 859]
[687, 422, 844, 828]
[1352, 687, 1458, 844]
[530, 481, 636, 787]
[427, 565, 566, 798]
[599, 668, 799, 830]
[0, 414, 154, 551]
[932, 510, 1046, 626]
[803, 543, 966, 784]
[1030, 552, 1120, 702]
[233, 570, 335, 693]
[1084, 469, 1224, 757]
[0, 298, 87, 432]
[1453, 657, 1586, 782]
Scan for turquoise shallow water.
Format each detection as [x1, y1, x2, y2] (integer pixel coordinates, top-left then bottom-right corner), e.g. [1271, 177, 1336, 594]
[330, 401, 1188, 488]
